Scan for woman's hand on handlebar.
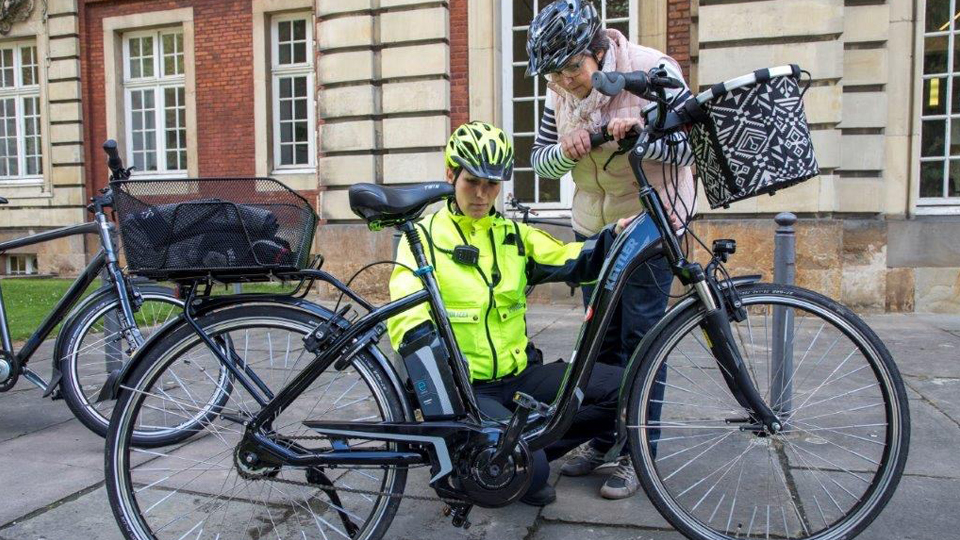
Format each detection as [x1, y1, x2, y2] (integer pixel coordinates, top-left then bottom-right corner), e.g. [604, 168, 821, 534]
[560, 128, 593, 161]
[614, 212, 682, 235]
[607, 117, 642, 142]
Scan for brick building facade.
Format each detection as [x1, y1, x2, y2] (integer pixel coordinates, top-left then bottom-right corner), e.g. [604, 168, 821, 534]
[1, 0, 957, 313]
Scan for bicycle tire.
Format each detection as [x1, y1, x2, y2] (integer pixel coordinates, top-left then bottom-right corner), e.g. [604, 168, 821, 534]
[57, 286, 229, 446]
[106, 303, 407, 540]
[625, 282, 909, 540]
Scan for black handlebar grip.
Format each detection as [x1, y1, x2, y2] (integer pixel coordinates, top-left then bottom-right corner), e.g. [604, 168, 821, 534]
[103, 139, 123, 172]
[591, 71, 626, 97]
[589, 125, 611, 148]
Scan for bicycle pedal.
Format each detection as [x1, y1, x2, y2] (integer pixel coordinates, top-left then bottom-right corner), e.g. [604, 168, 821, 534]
[512, 392, 549, 414]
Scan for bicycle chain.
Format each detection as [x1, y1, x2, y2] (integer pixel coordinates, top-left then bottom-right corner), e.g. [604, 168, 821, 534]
[256, 434, 464, 505]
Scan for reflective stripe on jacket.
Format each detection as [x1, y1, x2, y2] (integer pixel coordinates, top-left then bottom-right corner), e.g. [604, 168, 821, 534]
[387, 201, 615, 381]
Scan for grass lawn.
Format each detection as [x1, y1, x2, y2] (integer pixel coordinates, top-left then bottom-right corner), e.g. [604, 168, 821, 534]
[0, 277, 301, 343]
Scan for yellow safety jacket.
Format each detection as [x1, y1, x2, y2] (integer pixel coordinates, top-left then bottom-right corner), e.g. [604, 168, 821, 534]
[388, 201, 615, 381]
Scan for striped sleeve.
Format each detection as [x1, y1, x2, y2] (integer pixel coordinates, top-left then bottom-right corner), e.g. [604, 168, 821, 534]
[531, 93, 578, 180]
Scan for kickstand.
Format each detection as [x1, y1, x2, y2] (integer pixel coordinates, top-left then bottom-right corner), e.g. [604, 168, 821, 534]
[442, 503, 473, 529]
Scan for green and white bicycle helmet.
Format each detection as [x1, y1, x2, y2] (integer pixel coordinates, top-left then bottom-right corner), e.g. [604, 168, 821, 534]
[444, 121, 515, 182]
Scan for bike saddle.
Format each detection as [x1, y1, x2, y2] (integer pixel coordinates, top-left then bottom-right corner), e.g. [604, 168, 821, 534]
[0, 197, 7, 205]
[349, 182, 454, 229]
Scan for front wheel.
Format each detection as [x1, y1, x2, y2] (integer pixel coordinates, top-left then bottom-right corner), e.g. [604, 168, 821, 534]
[57, 285, 212, 444]
[626, 283, 909, 540]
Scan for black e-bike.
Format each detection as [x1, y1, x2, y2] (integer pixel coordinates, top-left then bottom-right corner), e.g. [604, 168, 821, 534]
[104, 67, 909, 540]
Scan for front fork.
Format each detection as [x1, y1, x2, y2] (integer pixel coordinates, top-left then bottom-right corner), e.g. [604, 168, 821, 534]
[692, 276, 782, 434]
[95, 212, 144, 350]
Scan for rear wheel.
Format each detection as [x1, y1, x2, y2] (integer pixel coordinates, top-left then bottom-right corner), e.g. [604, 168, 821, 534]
[106, 303, 408, 540]
[626, 283, 909, 540]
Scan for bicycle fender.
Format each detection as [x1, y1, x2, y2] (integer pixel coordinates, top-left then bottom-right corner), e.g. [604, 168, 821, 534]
[100, 295, 415, 422]
[606, 274, 762, 460]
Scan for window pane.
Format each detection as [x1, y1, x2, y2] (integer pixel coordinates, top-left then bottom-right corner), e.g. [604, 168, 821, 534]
[280, 100, 292, 121]
[20, 46, 37, 86]
[539, 175, 560, 202]
[514, 65, 534, 98]
[924, 77, 948, 115]
[951, 160, 960, 197]
[294, 98, 306, 120]
[295, 143, 308, 164]
[927, 0, 952, 33]
[294, 121, 307, 143]
[279, 21, 291, 43]
[514, 135, 533, 169]
[293, 20, 306, 40]
[923, 119, 947, 156]
[280, 122, 292, 143]
[294, 42, 306, 64]
[280, 77, 291, 98]
[1, 49, 14, 87]
[281, 144, 292, 165]
[952, 119, 960, 156]
[513, 29, 529, 65]
[513, 100, 535, 133]
[512, 170, 535, 202]
[607, 0, 631, 19]
[294, 76, 306, 97]
[924, 35, 949, 74]
[921, 160, 945, 197]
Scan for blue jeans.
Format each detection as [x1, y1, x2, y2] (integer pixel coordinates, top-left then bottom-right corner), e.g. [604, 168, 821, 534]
[576, 231, 673, 456]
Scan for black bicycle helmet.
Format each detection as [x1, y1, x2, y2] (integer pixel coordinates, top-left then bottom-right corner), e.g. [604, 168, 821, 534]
[525, 0, 601, 77]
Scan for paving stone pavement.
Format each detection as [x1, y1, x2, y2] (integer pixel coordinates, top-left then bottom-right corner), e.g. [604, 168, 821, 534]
[1, 305, 958, 540]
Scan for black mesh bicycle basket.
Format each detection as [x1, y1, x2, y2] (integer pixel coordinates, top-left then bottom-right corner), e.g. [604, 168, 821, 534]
[686, 64, 819, 209]
[111, 177, 318, 280]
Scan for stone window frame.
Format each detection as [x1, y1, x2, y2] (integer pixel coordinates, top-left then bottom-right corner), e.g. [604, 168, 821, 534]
[0, 39, 42, 184]
[102, 8, 199, 178]
[499, 0, 639, 215]
[121, 28, 188, 177]
[270, 12, 316, 172]
[253, 0, 316, 192]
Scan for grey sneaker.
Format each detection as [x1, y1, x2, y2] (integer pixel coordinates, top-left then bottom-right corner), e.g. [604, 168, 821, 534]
[560, 445, 608, 477]
[600, 459, 640, 500]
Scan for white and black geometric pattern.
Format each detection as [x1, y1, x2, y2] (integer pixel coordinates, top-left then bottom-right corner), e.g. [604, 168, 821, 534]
[690, 73, 819, 209]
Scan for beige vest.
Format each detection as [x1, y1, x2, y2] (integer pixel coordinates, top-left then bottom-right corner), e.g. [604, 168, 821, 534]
[552, 35, 696, 236]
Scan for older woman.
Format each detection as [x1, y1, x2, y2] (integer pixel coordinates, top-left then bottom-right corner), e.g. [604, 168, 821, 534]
[526, 0, 696, 498]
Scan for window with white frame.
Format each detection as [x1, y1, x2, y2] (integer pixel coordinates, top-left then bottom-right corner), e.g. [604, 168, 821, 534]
[271, 15, 314, 171]
[123, 29, 186, 175]
[0, 41, 41, 183]
[919, 1, 960, 209]
[501, 0, 637, 212]
[6, 254, 37, 275]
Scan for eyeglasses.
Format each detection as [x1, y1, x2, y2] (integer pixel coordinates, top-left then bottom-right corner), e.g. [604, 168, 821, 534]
[546, 57, 585, 81]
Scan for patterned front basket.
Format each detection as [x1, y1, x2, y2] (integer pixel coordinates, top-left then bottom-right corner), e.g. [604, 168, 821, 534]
[111, 178, 318, 281]
[688, 65, 819, 209]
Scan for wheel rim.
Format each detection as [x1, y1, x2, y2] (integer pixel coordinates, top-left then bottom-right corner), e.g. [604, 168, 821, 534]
[65, 293, 184, 430]
[630, 293, 906, 540]
[111, 314, 402, 540]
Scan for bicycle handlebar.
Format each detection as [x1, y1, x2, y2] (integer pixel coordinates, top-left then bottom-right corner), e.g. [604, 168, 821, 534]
[588, 124, 641, 148]
[102, 139, 132, 180]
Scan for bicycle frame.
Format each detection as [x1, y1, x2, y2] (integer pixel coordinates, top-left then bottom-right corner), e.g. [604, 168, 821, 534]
[0, 202, 143, 393]
[168, 82, 781, 492]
